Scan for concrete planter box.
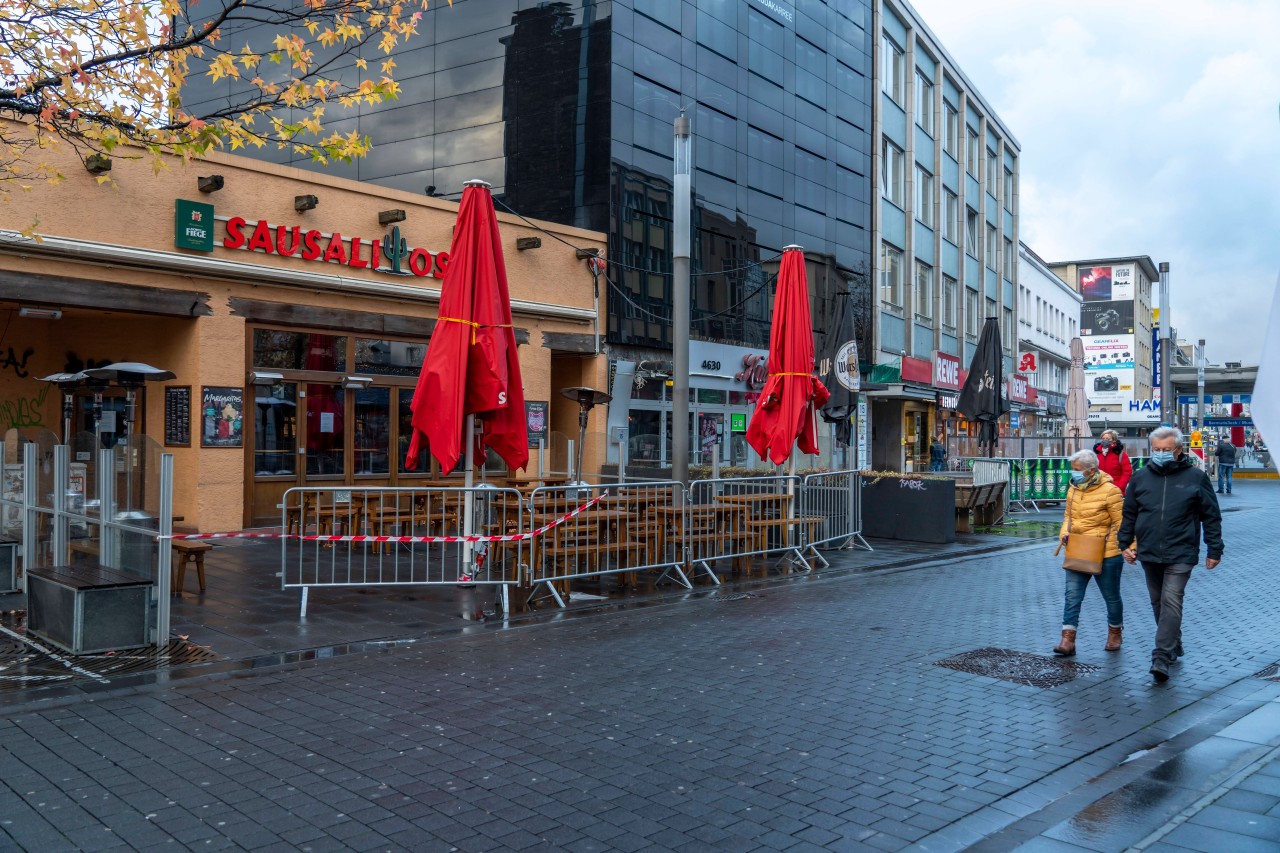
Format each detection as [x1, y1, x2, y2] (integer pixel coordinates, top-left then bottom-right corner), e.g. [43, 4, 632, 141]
[860, 476, 956, 544]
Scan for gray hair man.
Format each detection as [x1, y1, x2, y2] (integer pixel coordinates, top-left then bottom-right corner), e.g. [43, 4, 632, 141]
[1117, 426, 1223, 683]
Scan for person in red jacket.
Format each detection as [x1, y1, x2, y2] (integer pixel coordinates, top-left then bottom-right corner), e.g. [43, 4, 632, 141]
[1094, 430, 1133, 493]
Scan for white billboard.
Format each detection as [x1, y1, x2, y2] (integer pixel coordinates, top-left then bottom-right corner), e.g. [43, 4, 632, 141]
[1083, 334, 1135, 406]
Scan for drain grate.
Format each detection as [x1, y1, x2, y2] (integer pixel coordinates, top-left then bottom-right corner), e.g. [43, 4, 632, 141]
[716, 592, 759, 602]
[0, 612, 222, 691]
[1253, 662, 1280, 682]
[936, 647, 1099, 688]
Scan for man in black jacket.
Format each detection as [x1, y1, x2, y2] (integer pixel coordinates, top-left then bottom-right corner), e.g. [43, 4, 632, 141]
[1214, 436, 1237, 494]
[1119, 426, 1223, 683]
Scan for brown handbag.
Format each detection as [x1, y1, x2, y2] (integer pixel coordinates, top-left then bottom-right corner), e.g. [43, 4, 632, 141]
[1055, 489, 1106, 575]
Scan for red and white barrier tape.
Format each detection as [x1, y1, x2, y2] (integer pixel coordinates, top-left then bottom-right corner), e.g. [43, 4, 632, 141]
[159, 491, 609, 544]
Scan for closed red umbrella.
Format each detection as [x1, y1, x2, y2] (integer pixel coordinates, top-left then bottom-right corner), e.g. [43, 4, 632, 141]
[746, 245, 831, 465]
[406, 180, 528, 475]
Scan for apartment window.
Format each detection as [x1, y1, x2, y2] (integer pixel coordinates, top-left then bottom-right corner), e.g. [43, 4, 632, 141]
[1002, 307, 1014, 350]
[966, 127, 980, 176]
[882, 139, 905, 206]
[1003, 167, 1015, 211]
[942, 276, 957, 330]
[1002, 238, 1014, 279]
[985, 223, 998, 270]
[965, 207, 979, 256]
[915, 167, 934, 227]
[943, 190, 958, 243]
[943, 101, 959, 157]
[985, 297, 997, 326]
[965, 288, 980, 337]
[881, 243, 904, 309]
[882, 34, 904, 105]
[985, 148, 999, 196]
[914, 71, 934, 135]
[1035, 297, 1042, 331]
[914, 261, 933, 321]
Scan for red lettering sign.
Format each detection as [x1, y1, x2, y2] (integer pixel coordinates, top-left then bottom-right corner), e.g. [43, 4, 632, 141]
[932, 352, 962, 390]
[1007, 373, 1036, 404]
[219, 215, 444, 278]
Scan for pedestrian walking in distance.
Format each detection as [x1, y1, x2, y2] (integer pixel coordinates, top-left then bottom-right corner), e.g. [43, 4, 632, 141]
[1054, 449, 1125, 657]
[1118, 426, 1223, 683]
[1214, 435, 1236, 495]
[1094, 429, 1133, 493]
[929, 434, 948, 472]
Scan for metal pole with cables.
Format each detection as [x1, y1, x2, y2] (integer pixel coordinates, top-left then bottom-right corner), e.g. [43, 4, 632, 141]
[672, 112, 692, 491]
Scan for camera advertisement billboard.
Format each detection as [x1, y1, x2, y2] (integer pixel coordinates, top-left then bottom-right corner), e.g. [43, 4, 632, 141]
[1083, 334, 1135, 405]
[1078, 264, 1135, 303]
[1080, 300, 1135, 336]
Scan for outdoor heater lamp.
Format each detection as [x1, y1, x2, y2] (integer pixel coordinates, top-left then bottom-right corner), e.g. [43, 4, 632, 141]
[36, 372, 88, 442]
[83, 362, 176, 444]
[559, 386, 612, 485]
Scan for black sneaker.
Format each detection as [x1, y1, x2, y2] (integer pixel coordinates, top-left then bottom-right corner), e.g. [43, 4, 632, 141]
[1150, 659, 1170, 683]
[1216, 489, 1224, 494]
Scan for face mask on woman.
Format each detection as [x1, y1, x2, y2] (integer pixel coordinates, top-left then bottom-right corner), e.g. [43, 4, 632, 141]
[1150, 450, 1176, 467]
[1070, 471, 1088, 485]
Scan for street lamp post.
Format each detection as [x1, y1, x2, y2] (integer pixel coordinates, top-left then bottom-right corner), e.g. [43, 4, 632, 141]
[1158, 262, 1173, 424]
[671, 111, 691, 490]
[1196, 339, 1206, 431]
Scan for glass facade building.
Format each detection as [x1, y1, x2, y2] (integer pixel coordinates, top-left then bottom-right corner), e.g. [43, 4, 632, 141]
[182, 0, 877, 359]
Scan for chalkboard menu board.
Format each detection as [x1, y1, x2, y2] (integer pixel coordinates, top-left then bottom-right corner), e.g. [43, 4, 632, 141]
[164, 386, 191, 447]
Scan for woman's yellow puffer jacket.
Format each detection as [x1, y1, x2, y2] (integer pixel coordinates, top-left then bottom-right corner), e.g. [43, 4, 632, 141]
[1059, 471, 1124, 559]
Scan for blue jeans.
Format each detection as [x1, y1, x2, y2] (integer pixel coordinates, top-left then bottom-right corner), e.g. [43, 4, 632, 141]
[1217, 464, 1233, 493]
[1063, 555, 1124, 630]
[929, 460, 944, 471]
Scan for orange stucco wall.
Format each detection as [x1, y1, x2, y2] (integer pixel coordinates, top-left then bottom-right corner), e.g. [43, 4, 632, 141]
[0, 124, 607, 532]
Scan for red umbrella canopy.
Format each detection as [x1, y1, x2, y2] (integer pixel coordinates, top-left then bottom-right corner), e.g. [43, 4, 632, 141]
[406, 181, 529, 474]
[745, 246, 831, 465]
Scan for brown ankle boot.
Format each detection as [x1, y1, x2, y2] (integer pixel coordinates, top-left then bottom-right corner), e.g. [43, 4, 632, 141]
[1053, 629, 1077, 656]
[1105, 626, 1122, 651]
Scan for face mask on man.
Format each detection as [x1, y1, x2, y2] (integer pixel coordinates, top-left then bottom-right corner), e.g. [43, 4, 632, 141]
[1150, 450, 1176, 467]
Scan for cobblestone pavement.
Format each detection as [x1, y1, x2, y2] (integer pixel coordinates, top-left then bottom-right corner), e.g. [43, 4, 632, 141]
[0, 482, 1276, 852]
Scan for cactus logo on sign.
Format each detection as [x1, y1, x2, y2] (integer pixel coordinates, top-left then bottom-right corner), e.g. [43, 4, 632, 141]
[217, 211, 450, 279]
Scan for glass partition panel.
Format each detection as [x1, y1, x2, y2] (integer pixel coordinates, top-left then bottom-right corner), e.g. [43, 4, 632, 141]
[355, 338, 427, 377]
[305, 384, 346, 476]
[253, 330, 347, 371]
[354, 388, 391, 474]
[254, 383, 298, 476]
[398, 392, 430, 474]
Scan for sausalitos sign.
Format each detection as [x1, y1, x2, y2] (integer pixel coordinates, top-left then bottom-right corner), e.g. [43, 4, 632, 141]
[173, 199, 450, 279]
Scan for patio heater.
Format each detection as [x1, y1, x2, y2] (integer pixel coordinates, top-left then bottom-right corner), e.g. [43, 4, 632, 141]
[84, 362, 176, 520]
[559, 386, 611, 486]
[36, 372, 88, 442]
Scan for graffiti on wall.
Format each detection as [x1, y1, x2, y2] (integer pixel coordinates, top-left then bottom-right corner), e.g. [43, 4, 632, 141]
[63, 352, 112, 374]
[0, 347, 34, 378]
[0, 383, 50, 431]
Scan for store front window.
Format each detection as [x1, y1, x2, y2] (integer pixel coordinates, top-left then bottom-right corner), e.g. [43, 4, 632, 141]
[305, 383, 345, 476]
[254, 383, 297, 476]
[354, 388, 391, 475]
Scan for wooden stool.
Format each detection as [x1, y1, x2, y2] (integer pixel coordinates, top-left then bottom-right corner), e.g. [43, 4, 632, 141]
[172, 541, 212, 594]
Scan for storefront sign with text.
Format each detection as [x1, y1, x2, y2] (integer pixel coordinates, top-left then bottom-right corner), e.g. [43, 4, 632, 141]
[222, 217, 450, 279]
[1007, 373, 1037, 404]
[932, 351, 962, 390]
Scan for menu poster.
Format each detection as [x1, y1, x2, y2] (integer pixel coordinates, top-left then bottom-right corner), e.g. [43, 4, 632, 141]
[201, 386, 244, 448]
[164, 385, 192, 446]
[526, 400, 549, 449]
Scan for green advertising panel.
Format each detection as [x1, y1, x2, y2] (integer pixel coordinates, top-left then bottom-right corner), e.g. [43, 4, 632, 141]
[174, 199, 215, 252]
[730, 412, 747, 433]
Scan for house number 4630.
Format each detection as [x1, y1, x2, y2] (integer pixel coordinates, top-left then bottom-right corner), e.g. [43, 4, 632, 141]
[701, 360, 721, 371]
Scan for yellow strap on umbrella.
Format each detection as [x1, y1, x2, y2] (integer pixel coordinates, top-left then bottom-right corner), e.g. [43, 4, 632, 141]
[438, 316, 480, 344]
[772, 372, 813, 377]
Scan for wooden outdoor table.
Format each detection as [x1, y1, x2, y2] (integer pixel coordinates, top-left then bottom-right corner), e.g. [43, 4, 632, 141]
[531, 508, 639, 593]
[650, 503, 754, 577]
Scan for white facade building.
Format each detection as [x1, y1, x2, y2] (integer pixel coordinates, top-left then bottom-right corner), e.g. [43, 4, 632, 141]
[1017, 243, 1081, 435]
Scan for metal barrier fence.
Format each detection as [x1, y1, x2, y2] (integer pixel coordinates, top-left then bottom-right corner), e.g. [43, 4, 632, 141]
[970, 459, 1014, 515]
[686, 475, 821, 577]
[0, 439, 174, 649]
[799, 471, 871, 552]
[281, 485, 526, 617]
[524, 481, 687, 608]
[955, 456, 1151, 509]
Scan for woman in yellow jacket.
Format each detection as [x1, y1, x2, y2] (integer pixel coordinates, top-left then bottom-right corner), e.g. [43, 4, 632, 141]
[1054, 448, 1125, 656]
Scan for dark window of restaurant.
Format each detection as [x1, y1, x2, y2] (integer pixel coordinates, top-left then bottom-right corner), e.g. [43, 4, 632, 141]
[252, 330, 347, 372]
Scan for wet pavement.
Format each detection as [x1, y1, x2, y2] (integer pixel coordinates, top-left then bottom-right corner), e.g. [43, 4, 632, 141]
[0, 484, 1275, 851]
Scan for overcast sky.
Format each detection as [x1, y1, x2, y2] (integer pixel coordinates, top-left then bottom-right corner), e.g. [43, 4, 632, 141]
[908, 0, 1280, 364]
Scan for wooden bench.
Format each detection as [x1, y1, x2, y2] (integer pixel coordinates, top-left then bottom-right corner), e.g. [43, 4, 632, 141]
[955, 482, 1007, 533]
[172, 540, 213, 594]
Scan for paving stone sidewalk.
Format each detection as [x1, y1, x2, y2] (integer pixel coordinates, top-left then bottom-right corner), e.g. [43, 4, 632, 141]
[0, 482, 1275, 852]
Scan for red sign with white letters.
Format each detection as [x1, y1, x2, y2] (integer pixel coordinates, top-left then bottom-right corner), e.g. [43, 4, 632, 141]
[932, 352, 963, 390]
[1007, 373, 1037, 404]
